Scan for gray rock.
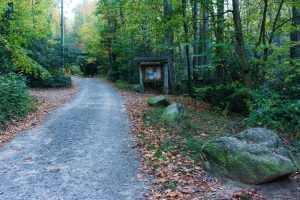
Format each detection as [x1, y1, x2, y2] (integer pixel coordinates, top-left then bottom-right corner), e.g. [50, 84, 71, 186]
[147, 95, 169, 106]
[202, 128, 300, 184]
[161, 103, 185, 122]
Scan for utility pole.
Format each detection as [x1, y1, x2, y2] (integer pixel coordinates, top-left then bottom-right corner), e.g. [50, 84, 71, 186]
[61, 0, 65, 70]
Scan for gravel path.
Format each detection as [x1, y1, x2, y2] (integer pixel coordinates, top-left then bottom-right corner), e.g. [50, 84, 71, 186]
[0, 78, 148, 200]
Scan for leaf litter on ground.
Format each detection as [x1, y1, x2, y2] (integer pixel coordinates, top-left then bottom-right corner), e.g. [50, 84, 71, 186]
[119, 90, 266, 200]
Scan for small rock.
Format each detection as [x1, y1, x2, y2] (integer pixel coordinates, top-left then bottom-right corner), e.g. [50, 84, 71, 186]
[161, 103, 185, 122]
[147, 95, 169, 106]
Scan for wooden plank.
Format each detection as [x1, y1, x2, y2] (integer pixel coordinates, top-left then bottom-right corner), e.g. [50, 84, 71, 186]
[139, 66, 144, 93]
[163, 63, 169, 94]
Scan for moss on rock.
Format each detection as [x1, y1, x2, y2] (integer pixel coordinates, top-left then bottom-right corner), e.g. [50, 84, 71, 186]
[161, 103, 185, 122]
[202, 128, 299, 184]
[147, 95, 169, 106]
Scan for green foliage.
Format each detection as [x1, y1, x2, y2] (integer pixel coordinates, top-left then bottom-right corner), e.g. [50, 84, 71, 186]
[66, 65, 84, 76]
[143, 104, 233, 161]
[194, 86, 213, 100]
[0, 35, 14, 74]
[0, 74, 34, 125]
[247, 91, 300, 131]
[143, 107, 166, 124]
[72, 0, 300, 136]
[11, 45, 51, 79]
[0, 0, 74, 89]
[115, 80, 133, 91]
[28, 73, 72, 88]
[194, 82, 249, 114]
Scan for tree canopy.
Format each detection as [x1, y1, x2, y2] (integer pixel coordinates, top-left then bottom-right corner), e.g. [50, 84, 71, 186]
[0, 0, 299, 131]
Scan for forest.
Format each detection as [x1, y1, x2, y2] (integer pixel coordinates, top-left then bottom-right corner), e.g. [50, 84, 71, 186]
[0, 0, 299, 199]
[74, 0, 299, 133]
[0, 0, 299, 134]
[75, 0, 300, 133]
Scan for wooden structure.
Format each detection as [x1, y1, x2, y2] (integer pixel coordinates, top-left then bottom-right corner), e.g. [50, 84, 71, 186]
[133, 56, 169, 94]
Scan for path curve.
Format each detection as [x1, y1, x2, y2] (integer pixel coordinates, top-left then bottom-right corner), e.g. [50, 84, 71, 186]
[0, 78, 148, 200]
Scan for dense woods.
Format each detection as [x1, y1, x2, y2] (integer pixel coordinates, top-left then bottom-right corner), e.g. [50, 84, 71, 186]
[0, 0, 72, 126]
[0, 1, 299, 198]
[72, 0, 299, 134]
[0, 0, 299, 140]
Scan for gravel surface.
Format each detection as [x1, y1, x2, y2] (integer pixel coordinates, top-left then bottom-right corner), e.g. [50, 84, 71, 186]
[0, 77, 148, 200]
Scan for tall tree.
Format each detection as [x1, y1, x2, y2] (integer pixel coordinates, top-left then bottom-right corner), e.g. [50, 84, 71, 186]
[164, 0, 175, 93]
[202, 4, 210, 66]
[182, 0, 192, 95]
[215, 0, 225, 84]
[232, 0, 251, 87]
[193, 0, 200, 69]
[291, 0, 300, 61]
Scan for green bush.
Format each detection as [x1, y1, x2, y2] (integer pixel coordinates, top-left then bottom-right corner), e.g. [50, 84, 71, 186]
[28, 73, 72, 88]
[194, 83, 299, 131]
[194, 82, 249, 114]
[66, 65, 84, 76]
[247, 91, 300, 131]
[115, 80, 133, 91]
[0, 74, 34, 125]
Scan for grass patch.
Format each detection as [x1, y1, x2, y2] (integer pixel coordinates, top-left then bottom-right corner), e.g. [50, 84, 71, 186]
[143, 107, 165, 124]
[142, 102, 236, 162]
[115, 80, 133, 91]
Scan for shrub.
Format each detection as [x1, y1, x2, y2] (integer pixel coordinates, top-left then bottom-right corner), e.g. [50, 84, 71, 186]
[194, 83, 300, 131]
[115, 80, 133, 91]
[0, 74, 34, 125]
[66, 65, 84, 76]
[247, 91, 300, 131]
[28, 73, 72, 88]
[80, 62, 98, 77]
[194, 82, 249, 114]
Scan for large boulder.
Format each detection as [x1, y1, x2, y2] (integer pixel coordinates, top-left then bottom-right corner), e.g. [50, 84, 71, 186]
[148, 95, 169, 106]
[161, 103, 185, 122]
[202, 128, 300, 184]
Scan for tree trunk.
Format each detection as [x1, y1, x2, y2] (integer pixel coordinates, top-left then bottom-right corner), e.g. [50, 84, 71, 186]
[164, 0, 176, 94]
[232, 0, 251, 87]
[119, 6, 125, 26]
[215, 0, 225, 84]
[193, 0, 199, 69]
[263, 0, 284, 67]
[182, 0, 192, 95]
[108, 18, 118, 82]
[203, 7, 210, 66]
[290, 1, 300, 61]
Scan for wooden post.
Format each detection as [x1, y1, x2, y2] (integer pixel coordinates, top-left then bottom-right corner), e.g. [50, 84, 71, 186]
[164, 63, 169, 94]
[61, 0, 65, 70]
[139, 66, 144, 93]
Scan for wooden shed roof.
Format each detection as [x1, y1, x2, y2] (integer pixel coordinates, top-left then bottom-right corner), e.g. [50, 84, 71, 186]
[132, 56, 169, 64]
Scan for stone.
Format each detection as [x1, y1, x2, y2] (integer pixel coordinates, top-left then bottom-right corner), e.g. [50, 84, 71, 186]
[202, 128, 300, 184]
[147, 95, 169, 106]
[161, 103, 185, 122]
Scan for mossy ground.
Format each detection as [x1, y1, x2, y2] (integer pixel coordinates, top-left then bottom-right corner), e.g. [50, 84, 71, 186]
[142, 98, 238, 162]
[143, 96, 300, 163]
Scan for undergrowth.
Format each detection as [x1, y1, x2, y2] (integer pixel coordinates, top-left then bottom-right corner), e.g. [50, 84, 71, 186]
[143, 96, 300, 160]
[0, 74, 36, 126]
[115, 80, 133, 91]
[143, 101, 236, 162]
